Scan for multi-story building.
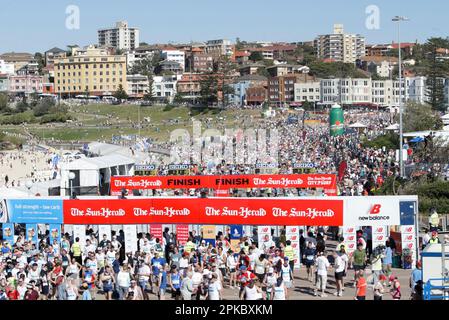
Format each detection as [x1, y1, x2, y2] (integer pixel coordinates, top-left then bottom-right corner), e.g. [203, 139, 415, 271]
[315, 24, 365, 63]
[157, 61, 183, 75]
[126, 74, 149, 98]
[227, 75, 268, 106]
[358, 56, 398, 78]
[205, 39, 234, 59]
[161, 50, 185, 72]
[321, 78, 372, 105]
[54, 46, 127, 97]
[190, 52, 214, 73]
[153, 75, 179, 103]
[126, 45, 159, 69]
[98, 21, 140, 51]
[0, 74, 9, 92]
[176, 73, 203, 101]
[268, 75, 298, 106]
[44, 47, 67, 66]
[266, 64, 309, 77]
[0, 59, 15, 75]
[294, 81, 321, 104]
[8, 75, 43, 95]
[0, 52, 34, 71]
[246, 86, 267, 106]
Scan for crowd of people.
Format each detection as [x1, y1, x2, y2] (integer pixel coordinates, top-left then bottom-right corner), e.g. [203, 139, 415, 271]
[0, 224, 425, 301]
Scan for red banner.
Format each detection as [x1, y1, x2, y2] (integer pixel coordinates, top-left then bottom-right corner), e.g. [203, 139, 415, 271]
[110, 174, 338, 195]
[149, 224, 163, 241]
[63, 198, 343, 226]
[176, 225, 189, 245]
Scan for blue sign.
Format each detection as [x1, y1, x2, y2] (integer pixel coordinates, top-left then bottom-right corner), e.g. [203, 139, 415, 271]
[49, 224, 62, 244]
[7, 199, 63, 224]
[230, 225, 243, 240]
[2, 223, 14, 244]
[400, 201, 416, 226]
[26, 224, 39, 245]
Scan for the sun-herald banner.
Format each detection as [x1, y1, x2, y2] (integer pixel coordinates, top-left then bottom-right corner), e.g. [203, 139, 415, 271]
[110, 174, 338, 195]
[63, 198, 344, 226]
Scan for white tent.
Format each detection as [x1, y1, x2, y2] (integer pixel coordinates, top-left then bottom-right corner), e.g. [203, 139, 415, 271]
[349, 122, 367, 129]
[441, 114, 449, 125]
[385, 123, 400, 131]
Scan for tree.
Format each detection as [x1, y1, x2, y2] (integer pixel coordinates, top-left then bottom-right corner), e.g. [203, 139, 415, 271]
[249, 51, 264, 62]
[403, 102, 443, 132]
[0, 92, 8, 113]
[424, 38, 449, 112]
[144, 75, 155, 102]
[114, 84, 128, 101]
[199, 73, 219, 106]
[173, 93, 185, 105]
[34, 52, 45, 74]
[33, 98, 55, 117]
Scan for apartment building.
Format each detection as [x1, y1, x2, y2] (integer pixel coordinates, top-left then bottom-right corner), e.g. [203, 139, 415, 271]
[205, 39, 233, 59]
[227, 74, 268, 106]
[0, 74, 9, 92]
[44, 47, 67, 66]
[126, 74, 149, 98]
[54, 46, 127, 97]
[8, 75, 43, 95]
[153, 75, 179, 103]
[315, 24, 365, 63]
[162, 50, 185, 71]
[190, 52, 214, 73]
[268, 75, 298, 105]
[0, 52, 34, 71]
[98, 21, 140, 51]
[0, 59, 15, 75]
[294, 81, 321, 103]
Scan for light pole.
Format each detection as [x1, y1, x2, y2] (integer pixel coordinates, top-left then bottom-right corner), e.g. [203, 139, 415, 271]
[392, 15, 409, 178]
[68, 172, 76, 197]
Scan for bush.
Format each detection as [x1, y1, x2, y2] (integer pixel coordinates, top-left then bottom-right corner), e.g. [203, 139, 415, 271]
[39, 113, 73, 124]
[0, 113, 36, 125]
[33, 98, 56, 117]
[163, 104, 176, 112]
[362, 133, 399, 150]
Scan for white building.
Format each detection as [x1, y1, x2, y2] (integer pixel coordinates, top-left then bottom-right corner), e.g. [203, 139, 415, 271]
[294, 81, 321, 103]
[315, 24, 365, 63]
[161, 50, 185, 72]
[206, 39, 233, 58]
[98, 21, 140, 51]
[152, 75, 180, 103]
[126, 74, 149, 98]
[0, 59, 15, 75]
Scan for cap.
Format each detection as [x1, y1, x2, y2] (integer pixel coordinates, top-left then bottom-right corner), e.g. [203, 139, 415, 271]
[284, 257, 289, 261]
[27, 284, 33, 289]
[239, 265, 247, 271]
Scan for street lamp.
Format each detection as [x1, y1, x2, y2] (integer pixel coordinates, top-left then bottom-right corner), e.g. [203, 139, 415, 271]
[25, 180, 33, 197]
[68, 172, 76, 198]
[392, 15, 410, 178]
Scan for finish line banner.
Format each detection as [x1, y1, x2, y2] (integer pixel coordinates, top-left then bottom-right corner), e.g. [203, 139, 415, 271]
[110, 174, 337, 194]
[63, 198, 343, 226]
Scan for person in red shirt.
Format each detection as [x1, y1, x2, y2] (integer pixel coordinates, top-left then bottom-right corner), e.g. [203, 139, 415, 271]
[24, 284, 40, 300]
[238, 251, 251, 271]
[6, 284, 19, 300]
[237, 265, 256, 300]
[354, 270, 367, 300]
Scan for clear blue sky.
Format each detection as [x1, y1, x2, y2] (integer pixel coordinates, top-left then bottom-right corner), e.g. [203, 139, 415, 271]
[0, 0, 448, 53]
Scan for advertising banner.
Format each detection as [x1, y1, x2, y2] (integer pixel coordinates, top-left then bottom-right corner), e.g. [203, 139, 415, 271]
[7, 199, 63, 224]
[286, 226, 301, 269]
[230, 225, 243, 253]
[149, 224, 163, 242]
[98, 225, 112, 241]
[176, 225, 189, 246]
[72, 225, 86, 250]
[0, 200, 8, 223]
[124, 224, 138, 253]
[2, 223, 14, 244]
[372, 226, 388, 250]
[401, 225, 416, 268]
[344, 197, 408, 227]
[110, 174, 338, 195]
[63, 198, 344, 226]
[26, 224, 38, 245]
[49, 224, 62, 244]
[342, 226, 357, 254]
[202, 225, 216, 246]
[258, 226, 272, 251]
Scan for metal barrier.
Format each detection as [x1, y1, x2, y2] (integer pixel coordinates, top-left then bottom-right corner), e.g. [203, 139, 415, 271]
[424, 278, 449, 300]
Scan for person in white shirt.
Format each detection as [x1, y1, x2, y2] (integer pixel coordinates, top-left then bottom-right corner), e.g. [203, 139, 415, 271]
[207, 273, 222, 300]
[244, 279, 263, 300]
[226, 251, 238, 288]
[116, 265, 132, 300]
[333, 251, 345, 297]
[314, 251, 330, 297]
[261, 235, 275, 253]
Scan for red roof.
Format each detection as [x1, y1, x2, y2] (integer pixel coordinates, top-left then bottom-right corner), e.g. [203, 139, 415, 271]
[391, 42, 415, 49]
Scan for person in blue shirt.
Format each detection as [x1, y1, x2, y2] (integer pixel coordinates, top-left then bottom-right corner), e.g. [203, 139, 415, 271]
[112, 253, 121, 274]
[410, 261, 422, 296]
[81, 282, 92, 300]
[382, 243, 393, 281]
[157, 265, 168, 300]
[151, 252, 167, 292]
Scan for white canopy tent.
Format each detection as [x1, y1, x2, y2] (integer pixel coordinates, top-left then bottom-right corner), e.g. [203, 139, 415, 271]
[60, 154, 135, 196]
[349, 122, 368, 129]
[385, 123, 400, 131]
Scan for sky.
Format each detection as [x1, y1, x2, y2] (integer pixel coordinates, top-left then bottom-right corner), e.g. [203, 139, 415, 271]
[0, 0, 448, 53]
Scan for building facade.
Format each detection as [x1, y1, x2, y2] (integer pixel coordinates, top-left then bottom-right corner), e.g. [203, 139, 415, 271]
[205, 39, 233, 59]
[54, 46, 127, 97]
[98, 21, 140, 51]
[8, 75, 43, 95]
[294, 81, 321, 103]
[0, 74, 9, 92]
[153, 75, 179, 103]
[0, 59, 15, 75]
[126, 74, 149, 98]
[161, 50, 185, 72]
[315, 24, 365, 63]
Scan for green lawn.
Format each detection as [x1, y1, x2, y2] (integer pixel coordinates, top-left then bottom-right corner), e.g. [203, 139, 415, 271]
[6, 104, 264, 142]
